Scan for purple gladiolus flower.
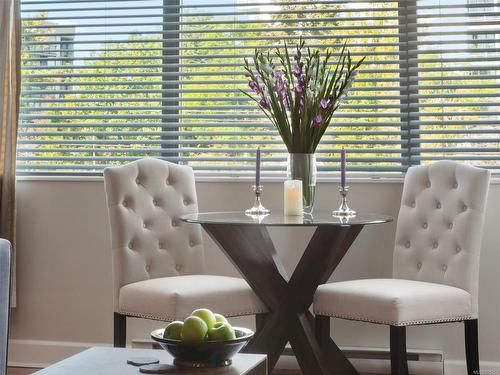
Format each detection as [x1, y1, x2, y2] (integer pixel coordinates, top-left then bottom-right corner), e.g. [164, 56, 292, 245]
[248, 79, 260, 94]
[294, 75, 306, 98]
[292, 63, 303, 77]
[319, 98, 330, 110]
[312, 113, 323, 127]
[284, 93, 291, 109]
[278, 85, 287, 96]
[295, 96, 306, 114]
[274, 69, 287, 95]
[259, 97, 270, 109]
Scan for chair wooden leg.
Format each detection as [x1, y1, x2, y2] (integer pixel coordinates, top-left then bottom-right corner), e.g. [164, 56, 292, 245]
[390, 325, 409, 375]
[464, 319, 480, 375]
[114, 312, 126, 347]
[314, 315, 331, 351]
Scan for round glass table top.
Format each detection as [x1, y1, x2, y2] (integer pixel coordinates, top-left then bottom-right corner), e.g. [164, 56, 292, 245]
[181, 211, 393, 227]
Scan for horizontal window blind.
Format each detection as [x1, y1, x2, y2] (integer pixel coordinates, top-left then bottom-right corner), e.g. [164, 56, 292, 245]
[17, 0, 500, 176]
[406, 0, 500, 169]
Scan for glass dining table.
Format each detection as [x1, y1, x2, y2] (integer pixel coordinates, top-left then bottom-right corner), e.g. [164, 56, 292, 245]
[181, 211, 393, 375]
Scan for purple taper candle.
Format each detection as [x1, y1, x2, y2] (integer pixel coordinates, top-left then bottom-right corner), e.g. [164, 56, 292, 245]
[340, 148, 346, 188]
[256, 148, 261, 187]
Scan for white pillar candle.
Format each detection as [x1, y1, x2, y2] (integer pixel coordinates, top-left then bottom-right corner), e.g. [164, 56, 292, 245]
[284, 179, 303, 216]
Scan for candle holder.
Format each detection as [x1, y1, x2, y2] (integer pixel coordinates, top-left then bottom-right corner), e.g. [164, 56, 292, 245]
[332, 186, 357, 217]
[245, 185, 270, 216]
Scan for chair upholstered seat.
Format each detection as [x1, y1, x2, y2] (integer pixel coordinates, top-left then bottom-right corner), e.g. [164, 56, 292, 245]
[119, 275, 268, 321]
[314, 278, 473, 326]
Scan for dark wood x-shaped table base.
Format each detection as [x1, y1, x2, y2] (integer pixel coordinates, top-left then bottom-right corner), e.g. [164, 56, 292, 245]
[202, 223, 365, 375]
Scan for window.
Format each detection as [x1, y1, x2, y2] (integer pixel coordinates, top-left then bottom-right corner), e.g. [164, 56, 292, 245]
[18, 0, 500, 176]
[409, 0, 500, 168]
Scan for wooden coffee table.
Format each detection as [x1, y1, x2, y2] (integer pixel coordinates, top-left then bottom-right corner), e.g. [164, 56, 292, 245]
[34, 347, 267, 375]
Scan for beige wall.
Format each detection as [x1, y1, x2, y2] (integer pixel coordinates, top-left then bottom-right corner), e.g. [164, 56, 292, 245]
[9, 179, 500, 367]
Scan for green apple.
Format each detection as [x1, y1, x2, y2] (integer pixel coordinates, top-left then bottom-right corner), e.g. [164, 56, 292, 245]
[207, 322, 236, 341]
[181, 316, 208, 343]
[212, 322, 225, 329]
[191, 308, 216, 330]
[214, 313, 228, 324]
[164, 321, 183, 340]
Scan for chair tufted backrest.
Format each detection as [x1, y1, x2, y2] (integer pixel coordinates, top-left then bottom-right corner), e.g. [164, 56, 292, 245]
[104, 158, 205, 311]
[393, 160, 490, 317]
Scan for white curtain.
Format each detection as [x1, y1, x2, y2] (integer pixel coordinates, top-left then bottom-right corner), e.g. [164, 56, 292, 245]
[0, 0, 20, 307]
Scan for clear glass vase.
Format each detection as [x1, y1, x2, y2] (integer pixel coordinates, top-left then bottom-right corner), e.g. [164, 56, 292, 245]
[286, 153, 317, 214]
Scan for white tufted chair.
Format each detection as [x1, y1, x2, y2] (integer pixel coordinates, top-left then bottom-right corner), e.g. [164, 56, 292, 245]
[104, 159, 266, 346]
[313, 161, 490, 375]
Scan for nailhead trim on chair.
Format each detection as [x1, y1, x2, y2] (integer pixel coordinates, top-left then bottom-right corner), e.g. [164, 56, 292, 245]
[313, 311, 475, 326]
[118, 308, 269, 322]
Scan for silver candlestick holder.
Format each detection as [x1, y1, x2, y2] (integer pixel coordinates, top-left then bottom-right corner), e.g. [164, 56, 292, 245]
[245, 185, 270, 216]
[332, 186, 357, 217]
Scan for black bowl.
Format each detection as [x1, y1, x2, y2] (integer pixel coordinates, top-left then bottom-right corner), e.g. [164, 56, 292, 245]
[151, 327, 254, 368]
